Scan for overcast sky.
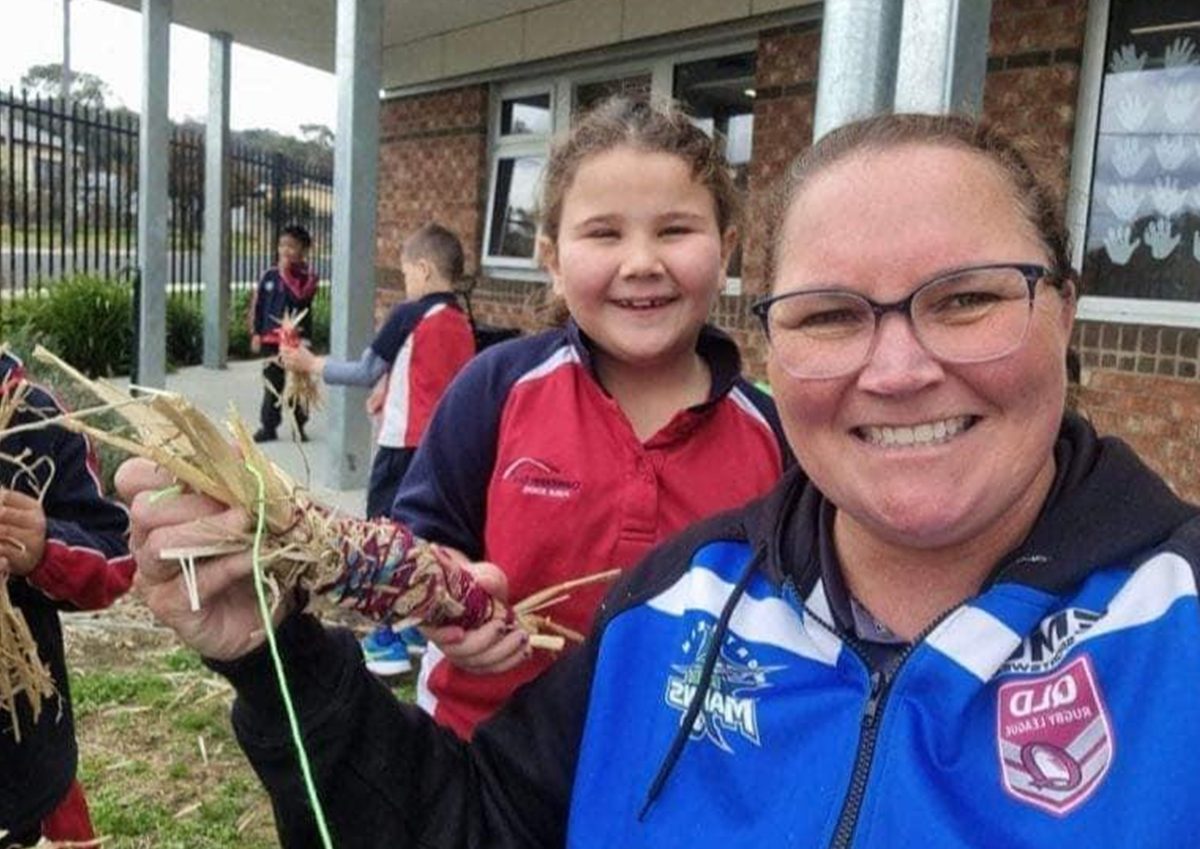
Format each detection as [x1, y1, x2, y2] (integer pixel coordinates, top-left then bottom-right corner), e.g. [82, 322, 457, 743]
[0, 0, 336, 138]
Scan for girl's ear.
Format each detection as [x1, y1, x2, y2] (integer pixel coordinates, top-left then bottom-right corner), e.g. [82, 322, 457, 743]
[538, 235, 565, 296]
[720, 227, 739, 272]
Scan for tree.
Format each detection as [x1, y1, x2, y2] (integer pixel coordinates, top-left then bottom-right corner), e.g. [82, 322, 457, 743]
[299, 123, 334, 149]
[20, 63, 111, 109]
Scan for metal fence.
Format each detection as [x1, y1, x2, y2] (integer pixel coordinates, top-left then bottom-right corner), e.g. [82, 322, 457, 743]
[0, 89, 333, 301]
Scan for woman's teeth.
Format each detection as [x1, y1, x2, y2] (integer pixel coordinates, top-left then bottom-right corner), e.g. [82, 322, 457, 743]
[859, 416, 974, 447]
[616, 297, 673, 309]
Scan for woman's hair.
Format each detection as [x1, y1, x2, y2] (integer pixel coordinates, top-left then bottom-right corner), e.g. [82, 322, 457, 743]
[280, 224, 313, 251]
[537, 96, 741, 244]
[762, 113, 1074, 288]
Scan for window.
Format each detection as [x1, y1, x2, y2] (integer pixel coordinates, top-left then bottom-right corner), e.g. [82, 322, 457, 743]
[673, 52, 757, 283]
[484, 89, 553, 265]
[1079, 1, 1200, 313]
[482, 46, 756, 278]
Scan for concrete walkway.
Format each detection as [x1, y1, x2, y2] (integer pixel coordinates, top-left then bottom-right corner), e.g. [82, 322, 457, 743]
[115, 358, 368, 516]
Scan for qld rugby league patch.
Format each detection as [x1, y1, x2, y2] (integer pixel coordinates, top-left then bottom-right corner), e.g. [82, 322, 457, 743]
[996, 655, 1113, 815]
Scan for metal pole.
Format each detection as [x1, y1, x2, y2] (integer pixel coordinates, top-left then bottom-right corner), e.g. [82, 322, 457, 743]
[813, 0, 904, 140]
[136, 0, 170, 388]
[324, 0, 383, 489]
[894, 0, 994, 115]
[203, 32, 232, 368]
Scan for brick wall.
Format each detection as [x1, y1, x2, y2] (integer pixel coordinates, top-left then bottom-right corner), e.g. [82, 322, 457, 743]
[375, 85, 489, 321]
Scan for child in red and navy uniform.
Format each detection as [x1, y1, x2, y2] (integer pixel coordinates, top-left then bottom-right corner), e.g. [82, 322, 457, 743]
[394, 97, 792, 737]
[249, 224, 320, 442]
[0, 352, 132, 846]
[280, 223, 476, 676]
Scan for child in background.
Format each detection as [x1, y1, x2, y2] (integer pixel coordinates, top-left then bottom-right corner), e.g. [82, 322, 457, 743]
[394, 97, 791, 737]
[250, 224, 319, 443]
[0, 352, 132, 846]
[280, 222, 476, 675]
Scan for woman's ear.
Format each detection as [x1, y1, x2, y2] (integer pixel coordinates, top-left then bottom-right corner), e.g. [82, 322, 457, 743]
[538, 235, 565, 296]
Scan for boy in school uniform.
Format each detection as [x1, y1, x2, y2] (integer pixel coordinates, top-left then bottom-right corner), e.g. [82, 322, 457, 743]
[280, 222, 476, 674]
[250, 224, 320, 443]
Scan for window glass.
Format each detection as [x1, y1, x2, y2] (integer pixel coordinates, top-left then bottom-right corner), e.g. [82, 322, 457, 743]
[574, 75, 652, 116]
[487, 155, 545, 259]
[1081, 1, 1200, 301]
[500, 94, 552, 136]
[674, 52, 757, 278]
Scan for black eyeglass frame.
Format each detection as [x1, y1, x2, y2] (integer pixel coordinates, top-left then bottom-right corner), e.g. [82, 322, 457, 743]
[751, 262, 1064, 374]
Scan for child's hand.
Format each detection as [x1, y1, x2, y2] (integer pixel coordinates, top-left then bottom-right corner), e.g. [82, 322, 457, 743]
[279, 344, 320, 375]
[420, 553, 531, 675]
[366, 379, 387, 416]
[115, 458, 292, 661]
[0, 489, 47, 577]
[250, 334, 262, 354]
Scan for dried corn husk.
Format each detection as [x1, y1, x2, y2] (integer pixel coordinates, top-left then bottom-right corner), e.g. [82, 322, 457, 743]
[0, 373, 58, 742]
[276, 308, 321, 418]
[21, 347, 615, 652]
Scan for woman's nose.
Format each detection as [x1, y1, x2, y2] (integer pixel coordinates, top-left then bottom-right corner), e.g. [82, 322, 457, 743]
[855, 312, 945, 394]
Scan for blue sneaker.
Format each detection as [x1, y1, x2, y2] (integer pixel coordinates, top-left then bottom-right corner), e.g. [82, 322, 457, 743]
[361, 625, 412, 676]
[399, 626, 427, 657]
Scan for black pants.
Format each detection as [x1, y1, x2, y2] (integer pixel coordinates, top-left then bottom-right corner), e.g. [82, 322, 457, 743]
[260, 349, 308, 434]
[367, 446, 416, 518]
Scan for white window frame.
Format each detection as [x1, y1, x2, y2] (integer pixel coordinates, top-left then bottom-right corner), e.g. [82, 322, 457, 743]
[1067, 0, 1200, 328]
[480, 39, 757, 288]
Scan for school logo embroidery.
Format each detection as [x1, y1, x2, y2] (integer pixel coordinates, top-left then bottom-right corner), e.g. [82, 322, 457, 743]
[500, 457, 581, 500]
[664, 620, 783, 753]
[997, 655, 1113, 815]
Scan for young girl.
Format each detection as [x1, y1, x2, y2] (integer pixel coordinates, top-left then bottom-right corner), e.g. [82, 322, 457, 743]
[393, 97, 791, 737]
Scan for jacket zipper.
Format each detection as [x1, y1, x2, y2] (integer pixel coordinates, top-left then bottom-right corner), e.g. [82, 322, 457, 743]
[782, 575, 957, 849]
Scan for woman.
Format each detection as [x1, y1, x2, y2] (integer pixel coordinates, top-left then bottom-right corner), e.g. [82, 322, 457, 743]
[121, 114, 1200, 847]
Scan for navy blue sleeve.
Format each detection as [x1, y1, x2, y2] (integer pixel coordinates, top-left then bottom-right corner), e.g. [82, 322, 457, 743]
[734, 378, 797, 471]
[370, 302, 424, 365]
[252, 270, 270, 335]
[390, 346, 514, 560]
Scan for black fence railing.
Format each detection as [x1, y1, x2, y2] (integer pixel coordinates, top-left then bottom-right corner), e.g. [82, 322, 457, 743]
[0, 88, 333, 303]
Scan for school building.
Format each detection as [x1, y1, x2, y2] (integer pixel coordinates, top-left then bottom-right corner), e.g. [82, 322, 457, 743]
[369, 0, 1198, 501]
[103, 0, 1200, 499]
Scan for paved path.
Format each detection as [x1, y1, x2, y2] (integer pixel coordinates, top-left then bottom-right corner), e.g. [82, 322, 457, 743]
[113, 358, 368, 516]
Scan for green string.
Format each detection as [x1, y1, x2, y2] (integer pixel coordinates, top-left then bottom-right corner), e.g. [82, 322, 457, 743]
[245, 462, 335, 849]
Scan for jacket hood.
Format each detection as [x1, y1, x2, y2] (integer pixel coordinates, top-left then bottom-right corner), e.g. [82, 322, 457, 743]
[747, 413, 1198, 594]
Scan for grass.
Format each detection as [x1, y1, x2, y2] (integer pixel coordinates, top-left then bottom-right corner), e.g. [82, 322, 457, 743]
[62, 601, 416, 848]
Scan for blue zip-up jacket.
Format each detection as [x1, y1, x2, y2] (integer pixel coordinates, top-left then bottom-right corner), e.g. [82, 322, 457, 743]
[212, 413, 1200, 848]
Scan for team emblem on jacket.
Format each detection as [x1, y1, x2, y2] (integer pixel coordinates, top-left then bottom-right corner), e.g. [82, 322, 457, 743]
[500, 457, 581, 500]
[997, 655, 1113, 815]
[664, 620, 783, 753]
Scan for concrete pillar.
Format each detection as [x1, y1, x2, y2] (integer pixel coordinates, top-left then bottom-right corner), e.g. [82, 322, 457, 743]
[813, 0, 903, 140]
[894, 0, 993, 115]
[203, 32, 232, 369]
[136, 0, 170, 388]
[324, 0, 383, 490]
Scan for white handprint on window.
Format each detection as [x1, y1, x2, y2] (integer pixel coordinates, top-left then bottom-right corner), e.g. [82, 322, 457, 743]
[1155, 136, 1189, 172]
[1105, 183, 1143, 222]
[1115, 92, 1151, 131]
[1164, 84, 1198, 127]
[1151, 177, 1187, 217]
[1164, 37, 1198, 77]
[1111, 138, 1150, 178]
[1104, 226, 1140, 266]
[1109, 43, 1146, 73]
[1144, 218, 1180, 260]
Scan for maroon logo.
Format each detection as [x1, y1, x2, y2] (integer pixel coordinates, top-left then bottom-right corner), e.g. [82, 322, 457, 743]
[500, 457, 581, 501]
[997, 655, 1113, 816]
